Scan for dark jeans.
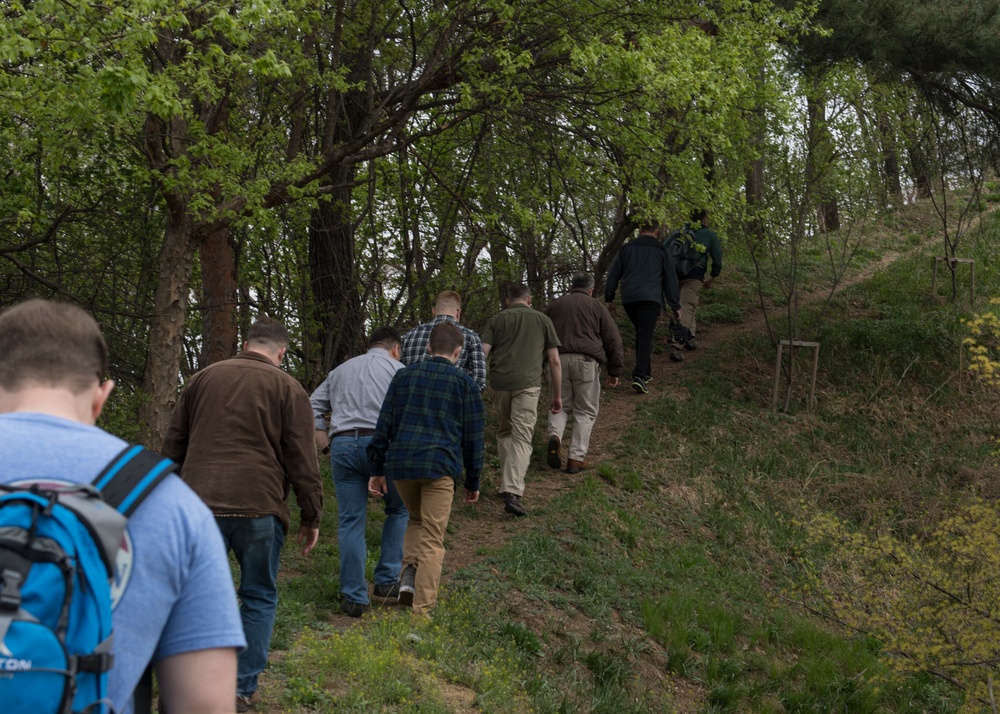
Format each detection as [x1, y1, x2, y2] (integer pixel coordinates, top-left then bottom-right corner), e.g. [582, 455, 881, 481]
[216, 515, 285, 698]
[624, 300, 661, 380]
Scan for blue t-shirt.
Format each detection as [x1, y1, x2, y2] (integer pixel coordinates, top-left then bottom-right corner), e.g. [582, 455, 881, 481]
[0, 413, 246, 713]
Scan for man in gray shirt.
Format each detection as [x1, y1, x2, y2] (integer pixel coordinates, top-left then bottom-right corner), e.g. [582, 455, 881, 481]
[310, 327, 408, 617]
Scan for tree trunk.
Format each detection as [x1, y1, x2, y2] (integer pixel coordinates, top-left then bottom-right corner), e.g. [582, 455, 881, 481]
[908, 141, 934, 199]
[877, 111, 903, 205]
[199, 224, 238, 367]
[807, 93, 841, 233]
[593, 189, 634, 296]
[745, 158, 765, 244]
[139, 211, 197, 448]
[817, 198, 841, 234]
[308, 169, 364, 377]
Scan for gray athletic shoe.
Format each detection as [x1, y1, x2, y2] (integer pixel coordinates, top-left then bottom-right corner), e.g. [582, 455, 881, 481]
[398, 564, 416, 606]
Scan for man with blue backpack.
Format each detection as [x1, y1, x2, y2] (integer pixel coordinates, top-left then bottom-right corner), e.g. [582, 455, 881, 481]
[0, 299, 245, 713]
[665, 209, 723, 354]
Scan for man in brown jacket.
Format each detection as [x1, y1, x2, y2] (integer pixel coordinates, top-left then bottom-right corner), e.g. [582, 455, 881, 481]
[161, 316, 324, 712]
[545, 272, 625, 474]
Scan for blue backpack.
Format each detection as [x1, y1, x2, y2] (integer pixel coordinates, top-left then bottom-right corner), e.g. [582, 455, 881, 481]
[0, 445, 176, 714]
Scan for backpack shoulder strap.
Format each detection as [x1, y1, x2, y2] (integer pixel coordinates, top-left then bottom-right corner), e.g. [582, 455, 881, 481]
[92, 445, 178, 518]
[92, 447, 175, 714]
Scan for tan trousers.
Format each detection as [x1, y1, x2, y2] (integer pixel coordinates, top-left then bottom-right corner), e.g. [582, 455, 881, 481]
[394, 477, 455, 616]
[679, 278, 704, 337]
[493, 387, 541, 497]
[547, 353, 600, 461]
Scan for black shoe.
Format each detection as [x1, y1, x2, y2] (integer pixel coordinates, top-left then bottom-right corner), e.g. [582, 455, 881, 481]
[669, 351, 685, 362]
[631, 376, 648, 394]
[341, 599, 369, 618]
[373, 581, 400, 599]
[547, 435, 562, 469]
[684, 338, 697, 350]
[504, 493, 528, 516]
[399, 564, 416, 607]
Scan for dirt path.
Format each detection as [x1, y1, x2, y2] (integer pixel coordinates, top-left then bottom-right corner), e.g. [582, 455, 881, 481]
[441, 211, 975, 576]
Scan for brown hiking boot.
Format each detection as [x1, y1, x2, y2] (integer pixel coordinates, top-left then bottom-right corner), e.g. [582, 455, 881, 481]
[547, 435, 562, 469]
[504, 493, 528, 516]
[566, 459, 589, 475]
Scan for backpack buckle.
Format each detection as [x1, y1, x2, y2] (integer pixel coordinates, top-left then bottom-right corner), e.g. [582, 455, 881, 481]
[0, 568, 23, 611]
[75, 652, 115, 673]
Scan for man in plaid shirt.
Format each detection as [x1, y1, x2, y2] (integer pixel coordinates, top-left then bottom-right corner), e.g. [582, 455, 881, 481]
[400, 290, 487, 392]
[367, 323, 485, 616]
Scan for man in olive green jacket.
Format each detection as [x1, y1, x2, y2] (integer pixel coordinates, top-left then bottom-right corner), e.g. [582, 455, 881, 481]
[481, 283, 561, 517]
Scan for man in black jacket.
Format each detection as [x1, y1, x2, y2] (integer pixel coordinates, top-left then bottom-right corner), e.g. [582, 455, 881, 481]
[604, 221, 682, 394]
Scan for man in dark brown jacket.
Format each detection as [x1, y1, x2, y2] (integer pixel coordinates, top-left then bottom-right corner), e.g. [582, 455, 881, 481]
[545, 272, 625, 474]
[161, 316, 324, 712]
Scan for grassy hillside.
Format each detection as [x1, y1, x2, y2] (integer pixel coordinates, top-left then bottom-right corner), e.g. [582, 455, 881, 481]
[251, 200, 1000, 713]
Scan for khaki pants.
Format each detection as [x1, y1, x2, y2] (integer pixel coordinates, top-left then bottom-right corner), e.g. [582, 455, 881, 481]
[493, 387, 541, 496]
[548, 353, 600, 461]
[679, 278, 704, 337]
[394, 477, 455, 616]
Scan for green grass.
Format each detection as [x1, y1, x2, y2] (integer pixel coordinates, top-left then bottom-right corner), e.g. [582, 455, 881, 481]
[251, 199, 1000, 713]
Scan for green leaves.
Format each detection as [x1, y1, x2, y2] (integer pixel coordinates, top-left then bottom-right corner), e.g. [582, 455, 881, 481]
[97, 66, 148, 114]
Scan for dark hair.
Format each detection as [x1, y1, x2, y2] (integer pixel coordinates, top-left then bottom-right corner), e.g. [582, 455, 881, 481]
[638, 220, 660, 234]
[507, 283, 531, 302]
[570, 272, 594, 290]
[0, 299, 107, 394]
[368, 326, 401, 350]
[690, 209, 708, 225]
[429, 323, 463, 355]
[247, 316, 289, 348]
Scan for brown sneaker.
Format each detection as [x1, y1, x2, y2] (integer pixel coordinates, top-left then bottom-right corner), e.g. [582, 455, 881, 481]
[547, 435, 562, 469]
[236, 695, 254, 712]
[566, 459, 589, 475]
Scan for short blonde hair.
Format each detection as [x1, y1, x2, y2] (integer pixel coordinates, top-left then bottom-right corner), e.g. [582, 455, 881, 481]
[434, 290, 462, 313]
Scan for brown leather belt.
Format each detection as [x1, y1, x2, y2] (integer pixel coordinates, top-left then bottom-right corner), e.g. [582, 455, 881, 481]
[331, 428, 377, 439]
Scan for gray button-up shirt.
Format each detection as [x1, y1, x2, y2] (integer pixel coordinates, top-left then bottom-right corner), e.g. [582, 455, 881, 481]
[309, 347, 404, 434]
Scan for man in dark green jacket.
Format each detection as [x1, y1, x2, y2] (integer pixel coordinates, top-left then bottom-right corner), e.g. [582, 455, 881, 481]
[674, 209, 723, 350]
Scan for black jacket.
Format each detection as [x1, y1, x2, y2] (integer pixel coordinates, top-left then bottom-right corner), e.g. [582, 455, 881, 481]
[604, 234, 680, 311]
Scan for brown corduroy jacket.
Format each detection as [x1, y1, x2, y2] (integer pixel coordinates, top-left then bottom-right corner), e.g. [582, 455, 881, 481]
[161, 351, 324, 533]
[546, 288, 625, 378]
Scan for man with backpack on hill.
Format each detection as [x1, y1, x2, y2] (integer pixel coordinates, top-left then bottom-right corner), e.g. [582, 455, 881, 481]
[162, 316, 325, 712]
[0, 299, 245, 713]
[604, 220, 682, 394]
[666, 209, 723, 354]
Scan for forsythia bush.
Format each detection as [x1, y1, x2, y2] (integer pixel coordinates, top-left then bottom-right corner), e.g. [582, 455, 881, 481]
[965, 298, 1000, 386]
[800, 504, 1000, 711]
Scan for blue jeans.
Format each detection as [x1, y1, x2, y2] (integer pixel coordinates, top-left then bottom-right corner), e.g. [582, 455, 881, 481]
[330, 434, 408, 604]
[216, 515, 285, 698]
